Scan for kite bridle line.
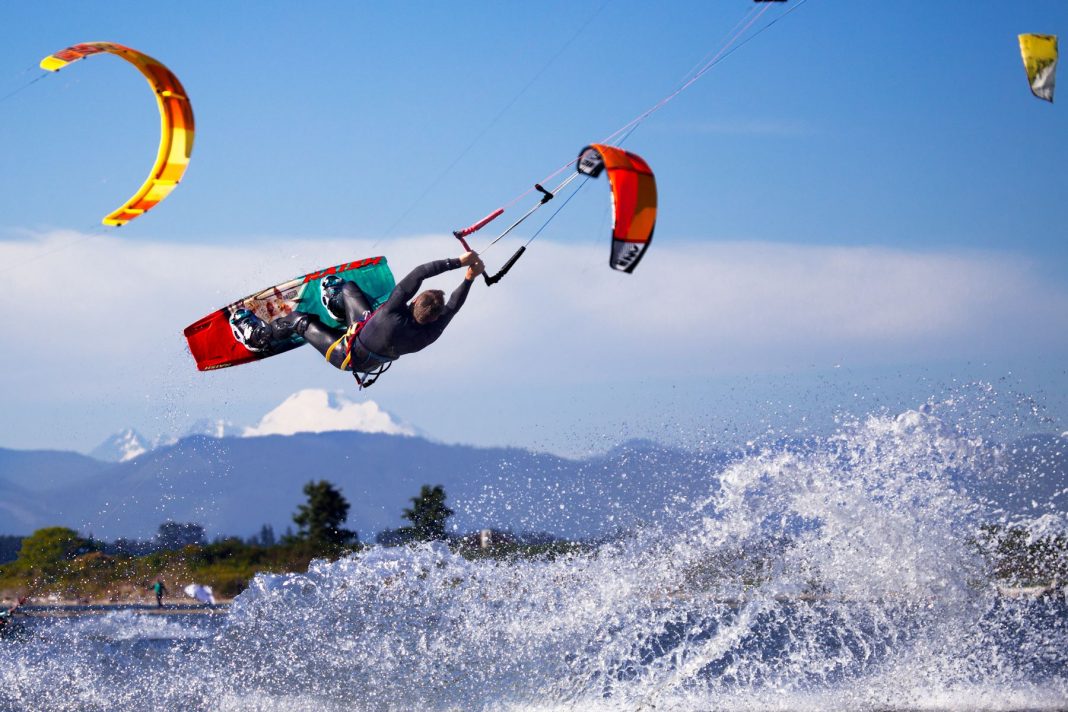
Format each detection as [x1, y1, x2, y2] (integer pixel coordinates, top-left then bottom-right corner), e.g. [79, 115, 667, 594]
[450, 0, 808, 285]
[482, 174, 591, 286]
[372, 1, 611, 249]
[454, 172, 583, 286]
[453, 169, 590, 286]
[0, 71, 48, 106]
[452, 0, 777, 233]
[600, 1, 776, 148]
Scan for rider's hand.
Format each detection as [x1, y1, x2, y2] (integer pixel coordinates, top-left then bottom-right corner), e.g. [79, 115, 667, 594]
[466, 258, 485, 280]
[459, 251, 480, 266]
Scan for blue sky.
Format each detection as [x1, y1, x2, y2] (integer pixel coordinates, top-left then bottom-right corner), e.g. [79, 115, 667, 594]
[1, 1, 1066, 454]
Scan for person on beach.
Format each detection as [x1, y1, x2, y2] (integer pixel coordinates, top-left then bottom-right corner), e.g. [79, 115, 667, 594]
[152, 580, 167, 608]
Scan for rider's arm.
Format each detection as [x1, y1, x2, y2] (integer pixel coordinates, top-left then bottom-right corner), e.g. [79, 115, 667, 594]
[383, 258, 462, 311]
[421, 277, 472, 338]
[430, 258, 482, 333]
[444, 276, 473, 314]
[443, 253, 484, 315]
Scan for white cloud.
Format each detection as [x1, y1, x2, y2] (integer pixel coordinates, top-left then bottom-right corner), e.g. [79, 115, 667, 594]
[1, 229, 1066, 448]
[4, 230, 1067, 376]
[243, 388, 415, 437]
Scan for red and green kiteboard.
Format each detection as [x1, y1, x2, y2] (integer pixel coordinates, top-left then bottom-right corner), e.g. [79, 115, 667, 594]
[184, 256, 395, 371]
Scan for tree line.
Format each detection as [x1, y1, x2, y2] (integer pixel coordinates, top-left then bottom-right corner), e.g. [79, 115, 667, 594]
[0, 480, 573, 600]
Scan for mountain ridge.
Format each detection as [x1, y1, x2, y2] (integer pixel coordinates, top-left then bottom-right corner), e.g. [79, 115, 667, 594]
[0, 431, 721, 541]
[2, 430, 1066, 541]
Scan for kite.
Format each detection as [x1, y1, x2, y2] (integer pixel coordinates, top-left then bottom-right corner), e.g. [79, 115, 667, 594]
[40, 42, 195, 225]
[577, 144, 658, 273]
[1018, 34, 1058, 103]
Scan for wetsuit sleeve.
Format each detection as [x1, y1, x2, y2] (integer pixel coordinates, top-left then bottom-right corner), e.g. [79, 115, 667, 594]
[445, 277, 472, 314]
[423, 276, 473, 338]
[383, 258, 462, 312]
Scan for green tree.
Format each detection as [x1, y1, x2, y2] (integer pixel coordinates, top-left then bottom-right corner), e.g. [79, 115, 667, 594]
[402, 485, 454, 542]
[293, 480, 356, 549]
[156, 521, 206, 550]
[16, 527, 96, 581]
[257, 524, 276, 547]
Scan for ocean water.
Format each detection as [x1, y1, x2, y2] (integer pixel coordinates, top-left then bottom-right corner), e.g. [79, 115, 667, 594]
[2, 407, 1066, 711]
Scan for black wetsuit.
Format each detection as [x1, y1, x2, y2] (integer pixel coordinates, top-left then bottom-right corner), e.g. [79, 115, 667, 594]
[297, 258, 472, 371]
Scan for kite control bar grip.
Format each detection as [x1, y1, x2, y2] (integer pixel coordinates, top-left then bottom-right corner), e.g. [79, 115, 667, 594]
[454, 208, 504, 240]
[455, 183, 551, 282]
[483, 246, 526, 286]
[454, 233, 473, 252]
[454, 184, 553, 250]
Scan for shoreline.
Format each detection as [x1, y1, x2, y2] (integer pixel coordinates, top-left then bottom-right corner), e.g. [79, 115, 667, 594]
[8, 583, 1064, 618]
[15, 601, 231, 617]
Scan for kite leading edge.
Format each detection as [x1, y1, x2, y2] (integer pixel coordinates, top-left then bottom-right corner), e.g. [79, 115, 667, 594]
[40, 41, 195, 226]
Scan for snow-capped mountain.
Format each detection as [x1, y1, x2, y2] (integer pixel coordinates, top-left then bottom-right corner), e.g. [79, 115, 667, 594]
[89, 390, 416, 461]
[243, 389, 416, 438]
[88, 428, 151, 463]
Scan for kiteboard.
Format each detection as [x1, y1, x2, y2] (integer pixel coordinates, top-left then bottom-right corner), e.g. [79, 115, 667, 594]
[184, 256, 395, 371]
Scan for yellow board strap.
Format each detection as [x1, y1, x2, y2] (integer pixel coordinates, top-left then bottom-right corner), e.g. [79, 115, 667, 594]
[325, 323, 361, 370]
[324, 336, 345, 365]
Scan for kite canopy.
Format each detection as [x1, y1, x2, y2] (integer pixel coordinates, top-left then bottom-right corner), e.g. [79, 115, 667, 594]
[40, 41, 195, 226]
[1018, 33, 1058, 103]
[577, 144, 657, 273]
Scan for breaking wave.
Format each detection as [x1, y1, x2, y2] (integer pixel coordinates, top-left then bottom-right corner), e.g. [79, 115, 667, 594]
[2, 406, 1066, 711]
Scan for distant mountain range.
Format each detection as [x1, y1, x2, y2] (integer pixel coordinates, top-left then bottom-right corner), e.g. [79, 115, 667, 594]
[0, 432, 725, 542]
[0, 393, 1065, 542]
[0, 389, 729, 540]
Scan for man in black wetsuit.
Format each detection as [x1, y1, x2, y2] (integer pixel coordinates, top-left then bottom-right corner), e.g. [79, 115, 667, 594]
[233, 252, 484, 377]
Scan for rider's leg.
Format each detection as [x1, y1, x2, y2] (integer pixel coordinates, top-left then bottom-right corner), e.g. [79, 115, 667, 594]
[298, 318, 349, 369]
[339, 281, 372, 325]
[270, 311, 356, 370]
[323, 277, 372, 325]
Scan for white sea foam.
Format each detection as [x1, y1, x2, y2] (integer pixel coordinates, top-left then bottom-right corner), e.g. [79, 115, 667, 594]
[56, 609, 213, 642]
[2, 406, 1065, 711]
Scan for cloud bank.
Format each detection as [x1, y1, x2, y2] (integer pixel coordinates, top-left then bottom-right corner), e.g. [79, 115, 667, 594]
[4, 229, 1067, 376]
[1, 229, 1066, 449]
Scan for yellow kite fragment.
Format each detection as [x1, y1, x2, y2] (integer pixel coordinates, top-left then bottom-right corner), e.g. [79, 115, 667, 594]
[40, 42, 195, 226]
[1018, 34, 1057, 103]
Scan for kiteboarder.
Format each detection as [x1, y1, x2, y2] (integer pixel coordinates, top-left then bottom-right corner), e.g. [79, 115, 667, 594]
[231, 252, 484, 381]
[152, 579, 167, 608]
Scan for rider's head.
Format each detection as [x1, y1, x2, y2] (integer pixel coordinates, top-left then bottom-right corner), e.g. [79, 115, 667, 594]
[411, 289, 446, 324]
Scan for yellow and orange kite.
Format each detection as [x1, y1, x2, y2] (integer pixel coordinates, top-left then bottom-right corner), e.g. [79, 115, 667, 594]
[40, 42, 195, 226]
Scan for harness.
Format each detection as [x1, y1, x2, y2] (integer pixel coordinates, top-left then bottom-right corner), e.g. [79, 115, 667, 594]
[323, 311, 393, 389]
